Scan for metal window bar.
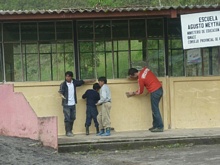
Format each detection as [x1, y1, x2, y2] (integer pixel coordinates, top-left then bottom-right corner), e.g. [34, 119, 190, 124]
[50, 44, 53, 80]
[1, 23, 6, 82]
[209, 47, 213, 75]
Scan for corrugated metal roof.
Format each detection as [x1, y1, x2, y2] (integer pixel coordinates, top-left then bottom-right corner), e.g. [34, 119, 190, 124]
[0, 5, 219, 15]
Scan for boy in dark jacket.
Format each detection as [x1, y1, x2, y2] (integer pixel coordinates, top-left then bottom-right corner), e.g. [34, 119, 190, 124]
[82, 83, 101, 135]
[58, 71, 94, 137]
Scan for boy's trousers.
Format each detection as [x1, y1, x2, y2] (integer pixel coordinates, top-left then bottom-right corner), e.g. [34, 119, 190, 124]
[85, 105, 99, 127]
[97, 102, 111, 129]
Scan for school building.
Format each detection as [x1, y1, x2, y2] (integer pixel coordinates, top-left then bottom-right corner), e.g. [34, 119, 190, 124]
[0, 5, 220, 138]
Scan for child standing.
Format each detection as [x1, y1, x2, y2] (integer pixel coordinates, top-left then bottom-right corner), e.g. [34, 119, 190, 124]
[96, 76, 112, 136]
[82, 83, 101, 135]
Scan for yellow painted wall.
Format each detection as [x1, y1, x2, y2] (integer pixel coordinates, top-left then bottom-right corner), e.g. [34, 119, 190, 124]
[170, 77, 220, 129]
[12, 76, 220, 135]
[13, 79, 166, 135]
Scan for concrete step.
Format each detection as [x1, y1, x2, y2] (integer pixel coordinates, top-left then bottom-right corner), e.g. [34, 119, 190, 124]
[58, 128, 220, 153]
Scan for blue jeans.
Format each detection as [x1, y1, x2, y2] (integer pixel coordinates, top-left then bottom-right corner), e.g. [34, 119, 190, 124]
[85, 105, 99, 128]
[150, 87, 164, 129]
[63, 105, 76, 132]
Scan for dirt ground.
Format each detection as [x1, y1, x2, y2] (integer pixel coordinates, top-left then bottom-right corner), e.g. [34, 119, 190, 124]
[1, 136, 220, 165]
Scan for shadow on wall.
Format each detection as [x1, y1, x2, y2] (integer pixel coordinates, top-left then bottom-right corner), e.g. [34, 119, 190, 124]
[0, 84, 58, 149]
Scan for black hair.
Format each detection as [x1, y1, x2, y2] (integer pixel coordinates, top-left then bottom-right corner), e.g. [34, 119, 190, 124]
[65, 71, 73, 77]
[128, 68, 138, 76]
[98, 76, 107, 84]
[93, 83, 101, 90]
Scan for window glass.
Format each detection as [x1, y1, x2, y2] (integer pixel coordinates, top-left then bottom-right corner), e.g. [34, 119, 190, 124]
[22, 44, 39, 81]
[40, 44, 52, 81]
[167, 18, 184, 76]
[186, 47, 220, 76]
[56, 21, 73, 40]
[131, 40, 144, 66]
[96, 41, 113, 79]
[130, 19, 146, 39]
[3, 43, 21, 81]
[147, 19, 163, 38]
[113, 40, 129, 78]
[95, 21, 111, 40]
[39, 22, 55, 41]
[79, 41, 95, 79]
[112, 20, 128, 39]
[168, 18, 182, 38]
[78, 21, 93, 40]
[21, 22, 37, 41]
[169, 49, 184, 76]
[147, 40, 165, 76]
[3, 23, 20, 41]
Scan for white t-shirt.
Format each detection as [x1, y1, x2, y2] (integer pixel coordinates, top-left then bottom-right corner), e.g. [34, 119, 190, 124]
[66, 81, 75, 106]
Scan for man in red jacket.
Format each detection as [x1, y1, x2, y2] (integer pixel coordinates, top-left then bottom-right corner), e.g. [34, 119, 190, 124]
[126, 67, 164, 132]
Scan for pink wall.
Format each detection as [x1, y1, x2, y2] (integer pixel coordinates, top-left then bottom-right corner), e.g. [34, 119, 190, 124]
[0, 84, 58, 149]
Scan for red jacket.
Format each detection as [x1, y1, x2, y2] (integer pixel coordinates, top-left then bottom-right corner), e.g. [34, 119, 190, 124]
[136, 67, 162, 94]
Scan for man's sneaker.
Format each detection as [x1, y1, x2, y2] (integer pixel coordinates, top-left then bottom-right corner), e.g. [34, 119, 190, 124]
[150, 128, 164, 132]
[148, 127, 155, 131]
[66, 132, 74, 137]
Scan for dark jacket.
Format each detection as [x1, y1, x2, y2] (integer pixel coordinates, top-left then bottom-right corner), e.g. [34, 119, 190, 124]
[82, 89, 100, 108]
[59, 79, 84, 106]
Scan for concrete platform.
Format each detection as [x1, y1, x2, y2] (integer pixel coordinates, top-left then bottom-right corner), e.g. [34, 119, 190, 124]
[58, 128, 220, 153]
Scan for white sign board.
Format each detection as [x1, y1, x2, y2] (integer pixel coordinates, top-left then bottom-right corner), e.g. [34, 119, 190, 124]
[181, 11, 220, 50]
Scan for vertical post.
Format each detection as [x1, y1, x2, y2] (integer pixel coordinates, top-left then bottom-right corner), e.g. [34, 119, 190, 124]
[111, 20, 115, 79]
[93, 21, 97, 80]
[164, 18, 169, 76]
[209, 47, 213, 75]
[73, 21, 80, 79]
[1, 23, 6, 82]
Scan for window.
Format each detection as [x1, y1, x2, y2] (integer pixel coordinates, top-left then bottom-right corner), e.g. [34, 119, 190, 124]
[78, 19, 165, 79]
[23, 44, 39, 81]
[96, 41, 113, 79]
[113, 40, 129, 78]
[112, 20, 128, 39]
[147, 19, 165, 77]
[3, 23, 20, 42]
[95, 21, 111, 40]
[147, 39, 165, 76]
[21, 22, 37, 41]
[130, 19, 146, 39]
[3, 22, 75, 82]
[167, 18, 184, 76]
[168, 39, 184, 76]
[56, 21, 73, 40]
[55, 42, 74, 80]
[78, 21, 93, 40]
[79, 41, 94, 79]
[39, 22, 55, 41]
[186, 47, 220, 76]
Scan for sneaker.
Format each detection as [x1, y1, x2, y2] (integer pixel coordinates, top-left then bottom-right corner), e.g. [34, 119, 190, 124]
[150, 128, 164, 132]
[148, 127, 155, 131]
[66, 132, 74, 137]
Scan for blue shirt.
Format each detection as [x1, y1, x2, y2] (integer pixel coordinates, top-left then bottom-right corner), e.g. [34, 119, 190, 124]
[82, 89, 100, 107]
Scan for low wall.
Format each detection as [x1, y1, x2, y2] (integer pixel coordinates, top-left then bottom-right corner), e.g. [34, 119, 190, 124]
[170, 77, 220, 129]
[0, 84, 58, 149]
[10, 76, 220, 135]
[13, 79, 166, 135]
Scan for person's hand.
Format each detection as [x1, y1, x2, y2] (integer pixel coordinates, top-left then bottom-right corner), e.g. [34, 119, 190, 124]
[60, 94, 66, 99]
[125, 92, 135, 98]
